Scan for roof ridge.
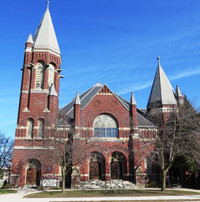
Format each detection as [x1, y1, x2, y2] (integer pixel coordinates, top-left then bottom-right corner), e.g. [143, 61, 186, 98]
[80, 83, 102, 102]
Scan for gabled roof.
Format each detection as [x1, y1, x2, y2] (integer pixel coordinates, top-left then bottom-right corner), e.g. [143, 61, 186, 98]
[147, 58, 177, 108]
[59, 83, 102, 118]
[59, 83, 155, 127]
[33, 6, 60, 55]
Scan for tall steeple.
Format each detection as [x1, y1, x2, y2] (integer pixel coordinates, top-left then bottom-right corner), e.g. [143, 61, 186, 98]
[16, 2, 62, 129]
[33, 1, 60, 55]
[147, 57, 177, 111]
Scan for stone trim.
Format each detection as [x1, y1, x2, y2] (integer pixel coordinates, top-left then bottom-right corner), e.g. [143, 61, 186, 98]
[11, 174, 20, 177]
[14, 146, 54, 150]
[33, 49, 60, 57]
[80, 174, 89, 177]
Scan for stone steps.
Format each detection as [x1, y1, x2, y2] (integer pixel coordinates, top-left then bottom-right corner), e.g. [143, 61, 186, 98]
[78, 179, 136, 189]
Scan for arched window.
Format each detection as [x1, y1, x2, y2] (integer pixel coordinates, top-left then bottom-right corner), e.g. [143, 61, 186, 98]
[38, 119, 44, 138]
[94, 114, 118, 138]
[27, 119, 34, 138]
[36, 62, 45, 89]
[48, 64, 54, 87]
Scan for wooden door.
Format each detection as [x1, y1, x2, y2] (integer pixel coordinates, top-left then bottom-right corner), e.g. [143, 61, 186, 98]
[26, 167, 37, 185]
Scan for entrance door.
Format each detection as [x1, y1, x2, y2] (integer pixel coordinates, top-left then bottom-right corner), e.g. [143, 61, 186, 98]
[111, 161, 123, 179]
[26, 159, 41, 186]
[90, 161, 101, 180]
[26, 167, 37, 185]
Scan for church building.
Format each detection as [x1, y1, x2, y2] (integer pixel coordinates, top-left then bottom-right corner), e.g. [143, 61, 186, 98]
[11, 4, 183, 188]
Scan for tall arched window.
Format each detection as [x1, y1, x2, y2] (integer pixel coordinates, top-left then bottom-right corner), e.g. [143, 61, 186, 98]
[38, 119, 44, 138]
[94, 114, 118, 138]
[48, 64, 54, 87]
[36, 62, 45, 89]
[27, 119, 34, 138]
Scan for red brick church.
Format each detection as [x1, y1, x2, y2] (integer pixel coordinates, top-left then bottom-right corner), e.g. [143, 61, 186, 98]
[11, 4, 183, 188]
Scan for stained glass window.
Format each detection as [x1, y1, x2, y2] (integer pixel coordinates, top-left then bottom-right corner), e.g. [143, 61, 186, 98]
[94, 114, 118, 138]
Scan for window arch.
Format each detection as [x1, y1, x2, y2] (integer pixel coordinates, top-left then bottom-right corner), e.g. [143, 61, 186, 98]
[94, 114, 118, 138]
[48, 64, 54, 87]
[38, 119, 44, 138]
[27, 119, 34, 138]
[36, 62, 45, 89]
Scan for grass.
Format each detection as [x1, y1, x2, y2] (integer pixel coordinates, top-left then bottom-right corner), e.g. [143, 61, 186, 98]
[0, 189, 17, 195]
[24, 189, 200, 198]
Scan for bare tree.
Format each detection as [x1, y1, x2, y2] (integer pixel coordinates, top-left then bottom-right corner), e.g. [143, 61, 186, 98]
[41, 113, 98, 193]
[142, 96, 200, 191]
[0, 132, 13, 181]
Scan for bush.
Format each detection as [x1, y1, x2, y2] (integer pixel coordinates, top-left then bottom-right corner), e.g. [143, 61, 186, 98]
[145, 181, 159, 188]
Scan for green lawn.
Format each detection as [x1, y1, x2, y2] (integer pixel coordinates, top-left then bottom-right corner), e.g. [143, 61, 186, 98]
[0, 189, 17, 195]
[24, 189, 200, 198]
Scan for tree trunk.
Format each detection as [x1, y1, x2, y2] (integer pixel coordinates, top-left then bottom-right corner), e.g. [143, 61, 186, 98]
[161, 170, 167, 191]
[62, 169, 65, 193]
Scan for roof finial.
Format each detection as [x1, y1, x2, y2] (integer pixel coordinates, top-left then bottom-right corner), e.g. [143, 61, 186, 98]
[47, 1, 50, 9]
[157, 56, 160, 65]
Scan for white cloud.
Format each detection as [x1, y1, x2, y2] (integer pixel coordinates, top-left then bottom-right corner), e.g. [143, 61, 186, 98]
[169, 67, 200, 81]
[118, 67, 200, 95]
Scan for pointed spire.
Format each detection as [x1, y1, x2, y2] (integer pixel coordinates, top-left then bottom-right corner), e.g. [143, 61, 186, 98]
[33, 4, 60, 54]
[26, 34, 33, 44]
[130, 92, 136, 105]
[75, 92, 81, 105]
[157, 56, 160, 65]
[49, 84, 57, 96]
[147, 57, 177, 108]
[175, 85, 183, 98]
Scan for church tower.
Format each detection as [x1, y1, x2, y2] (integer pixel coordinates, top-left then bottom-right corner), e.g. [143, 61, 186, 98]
[17, 2, 62, 138]
[11, 2, 63, 187]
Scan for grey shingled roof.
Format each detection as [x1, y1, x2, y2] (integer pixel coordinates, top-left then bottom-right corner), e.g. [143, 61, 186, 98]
[59, 83, 155, 128]
[33, 6, 60, 55]
[147, 61, 177, 108]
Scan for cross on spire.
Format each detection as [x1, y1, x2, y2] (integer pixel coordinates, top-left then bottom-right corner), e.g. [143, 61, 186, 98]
[47, 1, 50, 9]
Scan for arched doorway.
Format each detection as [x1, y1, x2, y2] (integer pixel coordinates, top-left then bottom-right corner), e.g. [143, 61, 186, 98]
[26, 159, 41, 187]
[111, 152, 127, 180]
[89, 152, 105, 180]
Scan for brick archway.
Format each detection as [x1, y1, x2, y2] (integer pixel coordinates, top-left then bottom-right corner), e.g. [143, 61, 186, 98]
[25, 159, 41, 187]
[89, 152, 105, 181]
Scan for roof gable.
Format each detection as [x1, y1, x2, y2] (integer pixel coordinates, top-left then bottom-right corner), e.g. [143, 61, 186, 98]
[59, 83, 155, 128]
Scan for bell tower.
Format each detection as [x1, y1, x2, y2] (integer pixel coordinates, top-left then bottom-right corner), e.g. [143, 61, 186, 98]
[16, 2, 62, 138]
[11, 2, 63, 187]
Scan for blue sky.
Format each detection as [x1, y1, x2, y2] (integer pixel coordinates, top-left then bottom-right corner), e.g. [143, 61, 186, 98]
[0, 0, 200, 139]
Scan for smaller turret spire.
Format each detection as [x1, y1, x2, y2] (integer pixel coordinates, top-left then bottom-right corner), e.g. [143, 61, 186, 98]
[175, 85, 183, 98]
[175, 85, 183, 105]
[26, 34, 33, 44]
[130, 92, 136, 105]
[49, 84, 57, 96]
[75, 92, 81, 105]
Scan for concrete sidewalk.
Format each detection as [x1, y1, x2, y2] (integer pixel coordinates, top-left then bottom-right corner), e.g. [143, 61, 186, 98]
[1, 188, 200, 202]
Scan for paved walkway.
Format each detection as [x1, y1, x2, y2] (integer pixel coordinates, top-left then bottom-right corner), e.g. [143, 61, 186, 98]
[1, 188, 200, 202]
